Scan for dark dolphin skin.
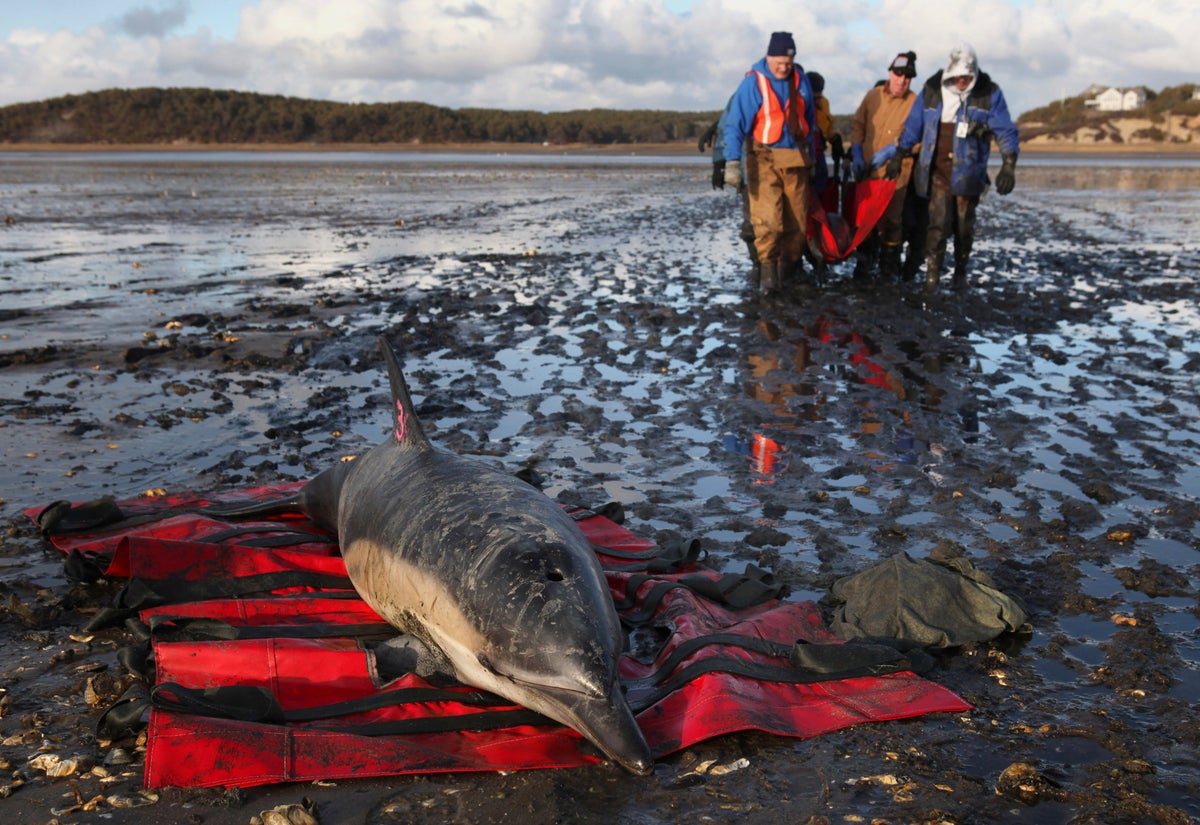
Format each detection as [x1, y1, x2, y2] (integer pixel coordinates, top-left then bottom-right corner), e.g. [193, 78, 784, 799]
[296, 338, 653, 775]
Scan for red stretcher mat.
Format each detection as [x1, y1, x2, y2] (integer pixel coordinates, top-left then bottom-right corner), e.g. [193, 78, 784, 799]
[809, 178, 897, 262]
[26, 485, 970, 788]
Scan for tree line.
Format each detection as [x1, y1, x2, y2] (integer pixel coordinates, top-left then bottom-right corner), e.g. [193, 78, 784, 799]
[0, 87, 720, 146]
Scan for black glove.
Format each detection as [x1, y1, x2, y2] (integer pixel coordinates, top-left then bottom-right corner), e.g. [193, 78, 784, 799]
[698, 121, 718, 153]
[884, 151, 904, 180]
[712, 161, 726, 190]
[968, 120, 993, 140]
[995, 153, 1016, 195]
[829, 133, 845, 164]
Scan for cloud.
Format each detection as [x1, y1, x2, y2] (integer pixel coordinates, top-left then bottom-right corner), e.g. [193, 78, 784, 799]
[120, 0, 192, 38]
[1, 0, 1197, 116]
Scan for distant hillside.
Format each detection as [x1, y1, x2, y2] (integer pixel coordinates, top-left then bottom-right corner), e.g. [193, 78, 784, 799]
[0, 87, 720, 146]
[1018, 83, 1200, 147]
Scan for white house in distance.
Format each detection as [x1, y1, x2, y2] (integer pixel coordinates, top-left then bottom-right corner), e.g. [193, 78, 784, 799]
[1085, 86, 1148, 112]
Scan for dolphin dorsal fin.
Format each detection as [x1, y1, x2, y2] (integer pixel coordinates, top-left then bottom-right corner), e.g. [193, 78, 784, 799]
[379, 337, 432, 451]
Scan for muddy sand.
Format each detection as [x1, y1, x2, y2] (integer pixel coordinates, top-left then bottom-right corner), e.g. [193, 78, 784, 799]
[1, 153, 1198, 823]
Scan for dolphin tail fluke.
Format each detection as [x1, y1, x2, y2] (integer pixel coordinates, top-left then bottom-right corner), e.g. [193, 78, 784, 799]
[378, 336, 432, 452]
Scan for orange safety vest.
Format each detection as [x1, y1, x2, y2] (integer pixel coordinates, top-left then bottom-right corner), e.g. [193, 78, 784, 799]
[750, 69, 809, 145]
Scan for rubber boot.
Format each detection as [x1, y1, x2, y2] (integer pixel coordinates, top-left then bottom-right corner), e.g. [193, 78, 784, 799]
[901, 247, 921, 282]
[879, 244, 902, 280]
[853, 235, 878, 281]
[924, 253, 941, 294]
[759, 261, 781, 297]
[952, 250, 969, 290]
[748, 259, 762, 290]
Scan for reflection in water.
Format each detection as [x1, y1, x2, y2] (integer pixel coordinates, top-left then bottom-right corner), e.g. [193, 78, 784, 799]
[721, 432, 784, 483]
[739, 310, 981, 471]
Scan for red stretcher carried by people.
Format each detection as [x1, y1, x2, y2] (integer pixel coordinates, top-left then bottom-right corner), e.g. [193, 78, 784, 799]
[809, 164, 897, 263]
[26, 485, 968, 788]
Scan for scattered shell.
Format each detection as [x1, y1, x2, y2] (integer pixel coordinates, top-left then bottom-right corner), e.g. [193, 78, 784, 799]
[2, 729, 42, 747]
[1111, 614, 1137, 626]
[848, 773, 899, 786]
[52, 794, 107, 815]
[28, 753, 94, 777]
[107, 790, 160, 808]
[104, 748, 135, 767]
[995, 762, 1061, 804]
[251, 798, 320, 825]
[708, 757, 750, 776]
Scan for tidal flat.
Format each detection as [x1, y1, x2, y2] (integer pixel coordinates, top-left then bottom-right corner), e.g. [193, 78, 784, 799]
[1, 151, 1198, 824]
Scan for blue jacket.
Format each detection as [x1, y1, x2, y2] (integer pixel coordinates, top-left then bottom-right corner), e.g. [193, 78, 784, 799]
[897, 70, 1019, 198]
[712, 96, 734, 164]
[722, 58, 816, 163]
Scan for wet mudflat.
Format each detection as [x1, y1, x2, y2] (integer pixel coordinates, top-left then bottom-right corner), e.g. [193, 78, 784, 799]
[1, 150, 1198, 823]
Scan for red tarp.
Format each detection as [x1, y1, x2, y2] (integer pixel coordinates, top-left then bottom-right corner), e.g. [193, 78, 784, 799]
[26, 486, 969, 788]
[809, 178, 897, 262]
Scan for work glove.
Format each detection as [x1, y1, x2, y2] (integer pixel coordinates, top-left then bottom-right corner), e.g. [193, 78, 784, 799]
[995, 153, 1017, 195]
[829, 133, 845, 164]
[967, 120, 993, 140]
[884, 150, 904, 180]
[850, 144, 865, 180]
[698, 121, 718, 153]
[712, 161, 726, 190]
[724, 159, 742, 189]
[870, 144, 897, 170]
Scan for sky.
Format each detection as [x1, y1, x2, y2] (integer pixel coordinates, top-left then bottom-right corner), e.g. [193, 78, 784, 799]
[1, 0, 1196, 118]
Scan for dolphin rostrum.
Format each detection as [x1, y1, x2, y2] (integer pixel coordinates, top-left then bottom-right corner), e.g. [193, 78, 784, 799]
[297, 337, 654, 775]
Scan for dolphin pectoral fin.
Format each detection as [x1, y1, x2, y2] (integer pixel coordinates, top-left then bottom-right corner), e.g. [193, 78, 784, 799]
[186, 493, 306, 520]
[367, 635, 457, 685]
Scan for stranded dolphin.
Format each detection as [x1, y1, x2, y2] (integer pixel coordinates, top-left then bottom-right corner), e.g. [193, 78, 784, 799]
[296, 337, 654, 775]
